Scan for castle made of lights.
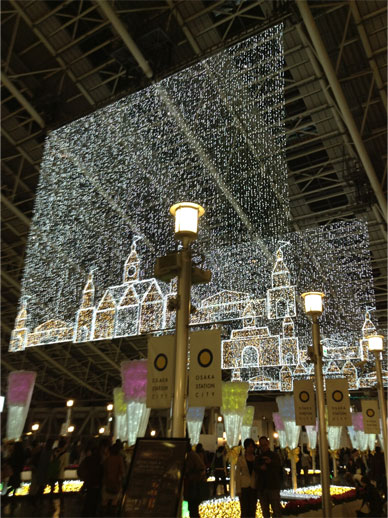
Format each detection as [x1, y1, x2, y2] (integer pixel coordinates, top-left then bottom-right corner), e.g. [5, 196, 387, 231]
[10, 239, 383, 391]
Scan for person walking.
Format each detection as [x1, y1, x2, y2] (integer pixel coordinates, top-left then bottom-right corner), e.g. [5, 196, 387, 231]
[211, 445, 227, 496]
[101, 443, 125, 517]
[236, 438, 257, 518]
[255, 436, 283, 518]
[184, 444, 207, 518]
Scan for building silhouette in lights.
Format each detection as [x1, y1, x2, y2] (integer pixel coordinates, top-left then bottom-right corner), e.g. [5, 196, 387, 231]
[9, 240, 385, 391]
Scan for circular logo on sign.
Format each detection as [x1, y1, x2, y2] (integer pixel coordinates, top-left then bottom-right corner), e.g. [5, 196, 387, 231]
[366, 408, 375, 418]
[332, 390, 343, 402]
[198, 348, 213, 368]
[299, 391, 310, 403]
[154, 353, 168, 371]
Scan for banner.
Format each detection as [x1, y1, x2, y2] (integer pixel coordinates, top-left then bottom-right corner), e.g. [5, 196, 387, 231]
[361, 400, 380, 434]
[189, 329, 222, 407]
[294, 379, 316, 425]
[326, 378, 351, 426]
[146, 335, 175, 409]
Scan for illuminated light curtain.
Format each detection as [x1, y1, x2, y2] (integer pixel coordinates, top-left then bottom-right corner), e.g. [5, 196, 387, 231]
[6, 371, 36, 440]
[221, 382, 249, 497]
[351, 412, 368, 453]
[113, 387, 128, 441]
[357, 430, 369, 453]
[327, 426, 342, 478]
[276, 396, 300, 490]
[187, 407, 205, 446]
[273, 412, 287, 448]
[241, 406, 255, 447]
[121, 360, 150, 446]
[347, 426, 359, 450]
[378, 420, 384, 451]
[306, 422, 318, 471]
[367, 434, 376, 452]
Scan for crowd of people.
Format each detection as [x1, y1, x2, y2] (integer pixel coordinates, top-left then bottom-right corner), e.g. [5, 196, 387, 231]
[184, 440, 387, 518]
[1, 436, 130, 517]
[1, 435, 386, 518]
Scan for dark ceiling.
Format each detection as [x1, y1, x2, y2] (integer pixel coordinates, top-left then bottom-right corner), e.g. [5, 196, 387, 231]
[1, 0, 387, 407]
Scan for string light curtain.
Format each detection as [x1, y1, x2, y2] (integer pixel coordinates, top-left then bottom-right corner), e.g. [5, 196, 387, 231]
[327, 426, 342, 478]
[113, 387, 128, 441]
[273, 412, 287, 448]
[306, 422, 318, 472]
[276, 395, 300, 490]
[187, 406, 205, 445]
[221, 381, 249, 497]
[241, 406, 255, 446]
[121, 360, 150, 446]
[6, 371, 36, 440]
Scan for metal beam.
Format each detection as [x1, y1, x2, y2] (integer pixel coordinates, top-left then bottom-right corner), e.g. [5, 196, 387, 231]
[9, 0, 95, 106]
[167, 0, 202, 55]
[85, 341, 120, 372]
[1, 70, 45, 128]
[97, 0, 153, 79]
[1, 270, 21, 292]
[32, 347, 108, 397]
[349, 1, 387, 111]
[298, 0, 387, 222]
[1, 193, 31, 227]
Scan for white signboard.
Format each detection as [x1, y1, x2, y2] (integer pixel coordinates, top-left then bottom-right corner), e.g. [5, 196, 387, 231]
[294, 379, 316, 425]
[326, 378, 351, 426]
[361, 400, 380, 434]
[147, 335, 175, 409]
[189, 329, 222, 407]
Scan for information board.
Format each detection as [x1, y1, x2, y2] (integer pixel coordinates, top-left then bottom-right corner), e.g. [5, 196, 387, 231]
[120, 438, 189, 517]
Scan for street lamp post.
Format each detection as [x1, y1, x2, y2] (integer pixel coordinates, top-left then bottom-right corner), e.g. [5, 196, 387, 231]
[169, 202, 205, 438]
[107, 403, 113, 434]
[367, 334, 387, 472]
[65, 399, 74, 433]
[302, 292, 331, 518]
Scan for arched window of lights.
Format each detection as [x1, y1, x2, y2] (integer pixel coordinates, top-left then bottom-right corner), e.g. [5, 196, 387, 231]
[276, 298, 288, 318]
[242, 346, 258, 367]
[284, 352, 294, 365]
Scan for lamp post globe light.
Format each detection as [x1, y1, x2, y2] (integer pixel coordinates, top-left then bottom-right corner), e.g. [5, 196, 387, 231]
[301, 291, 332, 518]
[169, 202, 205, 438]
[367, 334, 387, 472]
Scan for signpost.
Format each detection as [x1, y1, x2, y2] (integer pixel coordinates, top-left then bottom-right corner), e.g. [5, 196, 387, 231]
[293, 379, 316, 426]
[326, 378, 352, 426]
[189, 329, 222, 408]
[120, 438, 189, 517]
[147, 335, 175, 409]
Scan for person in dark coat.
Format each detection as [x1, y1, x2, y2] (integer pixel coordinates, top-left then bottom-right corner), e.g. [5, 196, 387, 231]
[77, 441, 103, 517]
[255, 436, 283, 518]
[184, 444, 207, 518]
[356, 475, 384, 517]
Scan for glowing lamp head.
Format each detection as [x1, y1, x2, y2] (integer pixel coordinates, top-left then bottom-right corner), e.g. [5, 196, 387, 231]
[273, 432, 279, 439]
[217, 416, 223, 422]
[150, 430, 156, 437]
[107, 403, 113, 412]
[301, 292, 325, 316]
[31, 423, 40, 431]
[170, 202, 205, 240]
[99, 427, 105, 434]
[67, 425, 75, 433]
[367, 334, 384, 352]
[66, 399, 74, 408]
